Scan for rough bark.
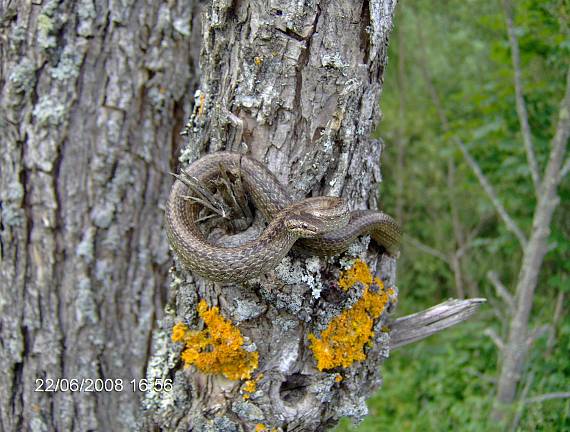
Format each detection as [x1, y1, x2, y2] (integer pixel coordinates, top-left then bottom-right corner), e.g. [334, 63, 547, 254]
[0, 1, 200, 430]
[142, 1, 400, 431]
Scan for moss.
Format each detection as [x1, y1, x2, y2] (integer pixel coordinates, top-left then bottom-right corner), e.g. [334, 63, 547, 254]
[309, 259, 389, 371]
[172, 300, 258, 380]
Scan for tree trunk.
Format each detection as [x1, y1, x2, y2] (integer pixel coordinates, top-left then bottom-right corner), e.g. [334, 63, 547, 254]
[142, 1, 399, 431]
[0, 1, 200, 430]
[492, 67, 570, 420]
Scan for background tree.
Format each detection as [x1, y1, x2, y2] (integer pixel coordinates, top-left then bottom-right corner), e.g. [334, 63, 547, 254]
[0, 1, 201, 430]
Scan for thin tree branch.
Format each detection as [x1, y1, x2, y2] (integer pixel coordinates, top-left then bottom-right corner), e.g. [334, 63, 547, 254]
[546, 291, 565, 356]
[484, 328, 505, 352]
[404, 236, 450, 264]
[561, 157, 570, 178]
[389, 298, 487, 349]
[415, 22, 528, 248]
[523, 392, 570, 404]
[456, 139, 528, 247]
[510, 372, 534, 432]
[448, 158, 466, 298]
[525, 325, 550, 350]
[543, 67, 570, 189]
[487, 270, 515, 314]
[502, 0, 541, 193]
[456, 214, 493, 258]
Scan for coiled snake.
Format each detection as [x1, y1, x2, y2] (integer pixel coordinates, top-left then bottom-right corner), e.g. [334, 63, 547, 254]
[165, 152, 401, 282]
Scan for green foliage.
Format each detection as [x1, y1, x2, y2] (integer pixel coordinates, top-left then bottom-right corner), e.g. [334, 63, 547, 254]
[337, 0, 569, 430]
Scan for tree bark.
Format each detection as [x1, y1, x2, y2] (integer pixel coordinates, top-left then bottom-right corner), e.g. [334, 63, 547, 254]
[0, 1, 200, 430]
[142, 1, 400, 431]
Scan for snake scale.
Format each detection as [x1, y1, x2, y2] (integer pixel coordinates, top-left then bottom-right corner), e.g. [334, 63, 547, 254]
[165, 152, 401, 283]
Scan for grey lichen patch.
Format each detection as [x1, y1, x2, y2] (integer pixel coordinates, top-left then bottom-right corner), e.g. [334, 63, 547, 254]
[309, 373, 337, 404]
[142, 324, 189, 416]
[336, 395, 369, 424]
[30, 417, 48, 432]
[76, 227, 96, 262]
[231, 399, 265, 422]
[76, 0, 96, 37]
[242, 339, 258, 354]
[274, 255, 324, 298]
[321, 53, 350, 71]
[259, 280, 311, 322]
[91, 201, 115, 228]
[273, 316, 297, 333]
[175, 277, 199, 323]
[32, 96, 66, 127]
[212, 417, 239, 432]
[372, 324, 391, 358]
[191, 416, 239, 432]
[75, 276, 100, 326]
[37, 14, 56, 49]
[232, 296, 266, 323]
[50, 51, 82, 81]
[8, 59, 36, 95]
[346, 235, 371, 258]
[1, 180, 25, 226]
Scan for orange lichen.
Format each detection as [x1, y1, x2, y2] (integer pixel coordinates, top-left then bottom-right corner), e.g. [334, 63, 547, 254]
[338, 259, 373, 291]
[308, 259, 389, 371]
[198, 92, 206, 116]
[172, 300, 258, 380]
[243, 379, 257, 393]
[242, 372, 264, 399]
[171, 322, 188, 342]
[334, 374, 343, 382]
[255, 424, 266, 431]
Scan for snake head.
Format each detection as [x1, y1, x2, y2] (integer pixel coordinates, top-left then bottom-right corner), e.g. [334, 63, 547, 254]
[284, 197, 350, 238]
[284, 214, 322, 237]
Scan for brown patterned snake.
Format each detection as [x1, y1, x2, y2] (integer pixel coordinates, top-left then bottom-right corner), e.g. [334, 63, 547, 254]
[165, 152, 401, 283]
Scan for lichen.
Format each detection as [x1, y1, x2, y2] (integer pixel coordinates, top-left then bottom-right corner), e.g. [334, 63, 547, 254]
[274, 256, 324, 299]
[37, 14, 56, 49]
[32, 96, 66, 127]
[241, 377, 257, 399]
[308, 259, 389, 371]
[241, 372, 263, 400]
[172, 300, 258, 380]
[231, 399, 265, 422]
[337, 258, 373, 291]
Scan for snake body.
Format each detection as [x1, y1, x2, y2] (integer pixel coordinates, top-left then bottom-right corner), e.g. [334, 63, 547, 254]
[165, 152, 401, 282]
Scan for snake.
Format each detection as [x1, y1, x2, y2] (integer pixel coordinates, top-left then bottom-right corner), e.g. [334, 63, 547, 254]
[165, 152, 401, 283]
